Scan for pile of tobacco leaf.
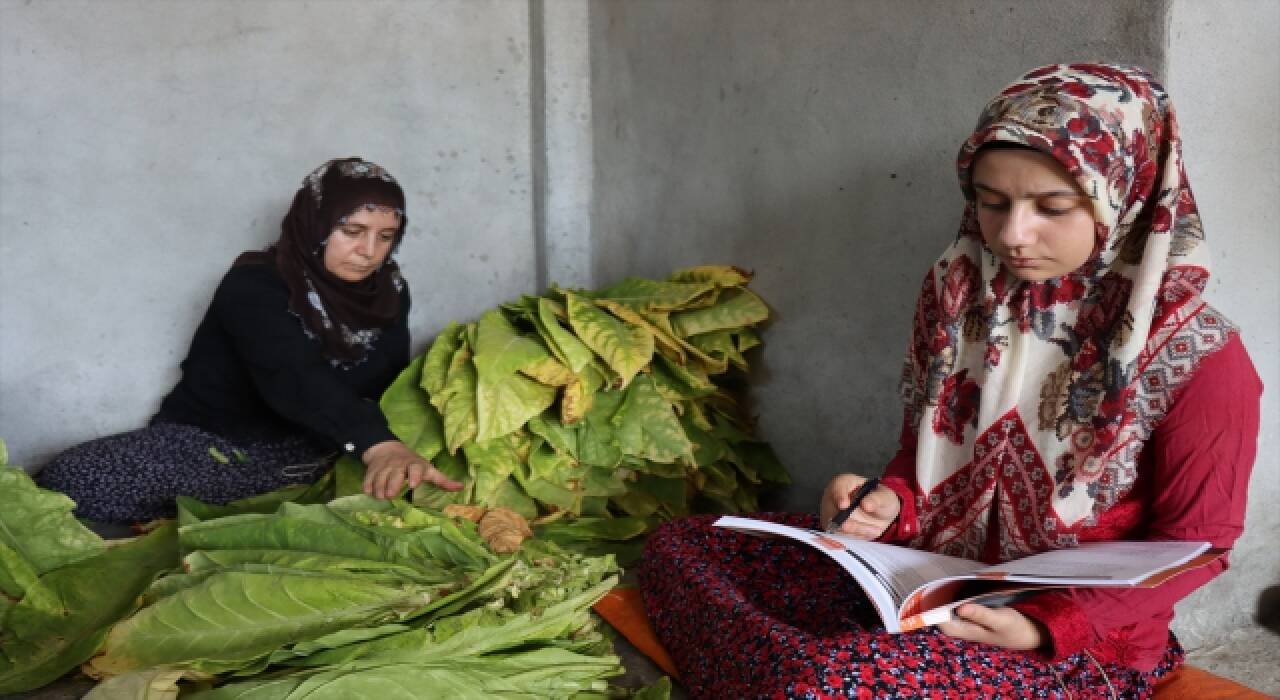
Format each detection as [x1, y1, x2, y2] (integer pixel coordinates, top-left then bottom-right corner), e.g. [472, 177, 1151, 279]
[0, 449, 670, 698]
[377, 266, 789, 559]
[0, 267, 784, 697]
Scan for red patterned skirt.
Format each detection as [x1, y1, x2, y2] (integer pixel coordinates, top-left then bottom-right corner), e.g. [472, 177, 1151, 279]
[639, 513, 1182, 699]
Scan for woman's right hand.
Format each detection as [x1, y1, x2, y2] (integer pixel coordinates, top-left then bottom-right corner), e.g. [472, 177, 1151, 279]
[819, 473, 901, 540]
[361, 440, 464, 500]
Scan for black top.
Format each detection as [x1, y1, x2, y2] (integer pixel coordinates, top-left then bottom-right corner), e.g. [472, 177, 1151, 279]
[154, 262, 407, 456]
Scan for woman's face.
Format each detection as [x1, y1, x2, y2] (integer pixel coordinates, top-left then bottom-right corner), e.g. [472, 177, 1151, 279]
[972, 148, 1097, 282]
[323, 207, 400, 282]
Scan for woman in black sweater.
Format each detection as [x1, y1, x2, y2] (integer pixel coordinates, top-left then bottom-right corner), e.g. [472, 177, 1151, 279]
[38, 158, 460, 523]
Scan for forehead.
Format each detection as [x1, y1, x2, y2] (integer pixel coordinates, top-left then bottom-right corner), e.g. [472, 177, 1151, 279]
[973, 148, 1079, 189]
[339, 206, 402, 227]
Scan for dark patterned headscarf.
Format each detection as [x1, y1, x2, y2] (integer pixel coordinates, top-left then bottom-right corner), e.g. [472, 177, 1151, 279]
[238, 157, 407, 365]
[898, 64, 1236, 561]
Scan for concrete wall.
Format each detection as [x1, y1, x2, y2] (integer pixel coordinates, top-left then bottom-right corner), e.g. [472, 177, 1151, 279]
[1166, 0, 1280, 652]
[1, 0, 542, 465]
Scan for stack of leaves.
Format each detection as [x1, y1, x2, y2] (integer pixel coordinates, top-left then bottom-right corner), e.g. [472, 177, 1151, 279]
[0, 446, 668, 698]
[84, 494, 628, 699]
[0, 443, 179, 694]
[378, 266, 790, 547]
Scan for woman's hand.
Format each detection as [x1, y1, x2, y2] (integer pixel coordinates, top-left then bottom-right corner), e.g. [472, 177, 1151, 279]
[819, 473, 901, 540]
[937, 603, 1046, 651]
[361, 440, 464, 500]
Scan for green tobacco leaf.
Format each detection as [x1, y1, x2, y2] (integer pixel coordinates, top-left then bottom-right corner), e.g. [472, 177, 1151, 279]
[534, 517, 650, 543]
[463, 437, 524, 507]
[670, 288, 770, 337]
[566, 293, 654, 388]
[90, 571, 433, 677]
[575, 390, 626, 468]
[537, 298, 594, 372]
[421, 322, 462, 396]
[612, 376, 692, 464]
[437, 344, 478, 454]
[588, 277, 717, 311]
[634, 473, 689, 517]
[474, 310, 550, 375]
[0, 524, 179, 695]
[380, 354, 444, 462]
[688, 330, 748, 371]
[736, 327, 762, 352]
[331, 456, 365, 498]
[411, 449, 471, 511]
[83, 669, 185, 700]
[668, 265, 753, 288]
[526, 413, 578, 459]
[0, 467, 103, 575]
[474, 372, 556, 443]
[473, 311, 557, 442]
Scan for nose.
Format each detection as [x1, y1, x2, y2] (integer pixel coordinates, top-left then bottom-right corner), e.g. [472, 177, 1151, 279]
[356, 232, 377, 258]
[996, 203, 1036, 249]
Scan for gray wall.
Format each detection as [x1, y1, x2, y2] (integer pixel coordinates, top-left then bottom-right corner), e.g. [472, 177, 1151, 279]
[1, 0, 542, 464]
[1166, 0, 1280, 653]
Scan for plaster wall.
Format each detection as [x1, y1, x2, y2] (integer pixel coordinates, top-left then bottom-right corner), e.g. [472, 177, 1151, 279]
[1165, 0, 1280, 659]
[0, 0, 540, 466]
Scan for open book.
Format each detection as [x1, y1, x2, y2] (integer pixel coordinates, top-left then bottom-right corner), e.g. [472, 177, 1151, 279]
[714, 516, 1223, 633]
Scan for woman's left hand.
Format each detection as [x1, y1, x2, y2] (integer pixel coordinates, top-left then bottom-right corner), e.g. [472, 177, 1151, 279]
[361, 440, 464, 499]
[937, 603, 1046, 651]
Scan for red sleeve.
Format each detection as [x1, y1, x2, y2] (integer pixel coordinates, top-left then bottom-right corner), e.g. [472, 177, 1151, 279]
[1012, 333, 1262, 663]
[877, 423, 920, 543]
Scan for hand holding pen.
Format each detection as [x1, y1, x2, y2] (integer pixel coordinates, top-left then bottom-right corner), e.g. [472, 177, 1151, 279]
[820, 474, 901, 539]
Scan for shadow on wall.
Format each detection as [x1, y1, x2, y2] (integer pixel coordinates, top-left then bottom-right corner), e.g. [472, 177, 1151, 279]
[1258, 584, 1280, 635]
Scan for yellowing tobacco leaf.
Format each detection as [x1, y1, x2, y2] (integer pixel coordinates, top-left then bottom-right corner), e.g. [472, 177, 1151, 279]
[565, 293, 653, 388]
[670, 288, 769, 337]
[668, 265, 753, 287]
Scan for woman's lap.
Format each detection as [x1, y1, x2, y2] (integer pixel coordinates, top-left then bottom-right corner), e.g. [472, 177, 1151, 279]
[35, 422, 330, 523]
[639, 513, 1181, 699]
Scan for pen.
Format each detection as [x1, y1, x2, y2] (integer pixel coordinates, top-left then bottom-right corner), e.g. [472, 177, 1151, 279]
[825, 477, 881, 534]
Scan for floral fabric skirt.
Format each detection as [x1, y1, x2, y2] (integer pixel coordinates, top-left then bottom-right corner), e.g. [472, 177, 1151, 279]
[639, 513, 1182, 700]
[35, 421, 331, 523]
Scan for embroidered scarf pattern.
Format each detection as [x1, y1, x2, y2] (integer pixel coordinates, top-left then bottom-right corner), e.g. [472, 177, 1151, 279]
[900, 64, 1237, 561]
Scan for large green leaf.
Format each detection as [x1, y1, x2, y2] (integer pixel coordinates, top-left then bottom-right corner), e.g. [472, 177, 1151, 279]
[411, 449, 471, 511]
[536, 298, 594, 372]
[612, 376, 693, 464]
[420, 322, 462, 396]
[670, 288, 770, 337]
[436, 344, 478, 454]
[379, 354, 444, 462]
[0, 524, 179, 694]
[688, 330, 748, 371]
[565, 293, 654, 388]
[462, 436, 524, 507]
[0, 467, 103, 575]
[588, 277, 717, 312]
[90, 571, 434, 676]
[575, 390, 626, 468]
[472, 311, 557, 441]
[668, 265, 753, 287]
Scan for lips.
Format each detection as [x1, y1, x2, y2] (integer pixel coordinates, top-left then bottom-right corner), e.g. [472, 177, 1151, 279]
[1008, 257, 1040, 268]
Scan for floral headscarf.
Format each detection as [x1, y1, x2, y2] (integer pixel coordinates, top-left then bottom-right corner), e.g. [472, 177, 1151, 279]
[900, 64, 1237, 561]
[239, 157, 407, 365]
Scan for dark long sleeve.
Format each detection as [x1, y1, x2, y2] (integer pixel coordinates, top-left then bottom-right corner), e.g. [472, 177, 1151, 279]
[156, 262, 409, 455]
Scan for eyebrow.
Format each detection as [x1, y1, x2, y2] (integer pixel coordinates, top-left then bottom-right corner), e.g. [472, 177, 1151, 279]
[973, 183, 1082, 198]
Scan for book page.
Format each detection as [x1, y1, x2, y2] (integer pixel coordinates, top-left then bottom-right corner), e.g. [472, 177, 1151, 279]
[976, 541, 1211, 585]
[713, 517, 985, 631]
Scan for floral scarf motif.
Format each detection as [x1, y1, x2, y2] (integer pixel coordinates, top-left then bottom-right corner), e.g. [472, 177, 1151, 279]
[238, 157, 408, 367]
[900, 64, 1237, 561]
